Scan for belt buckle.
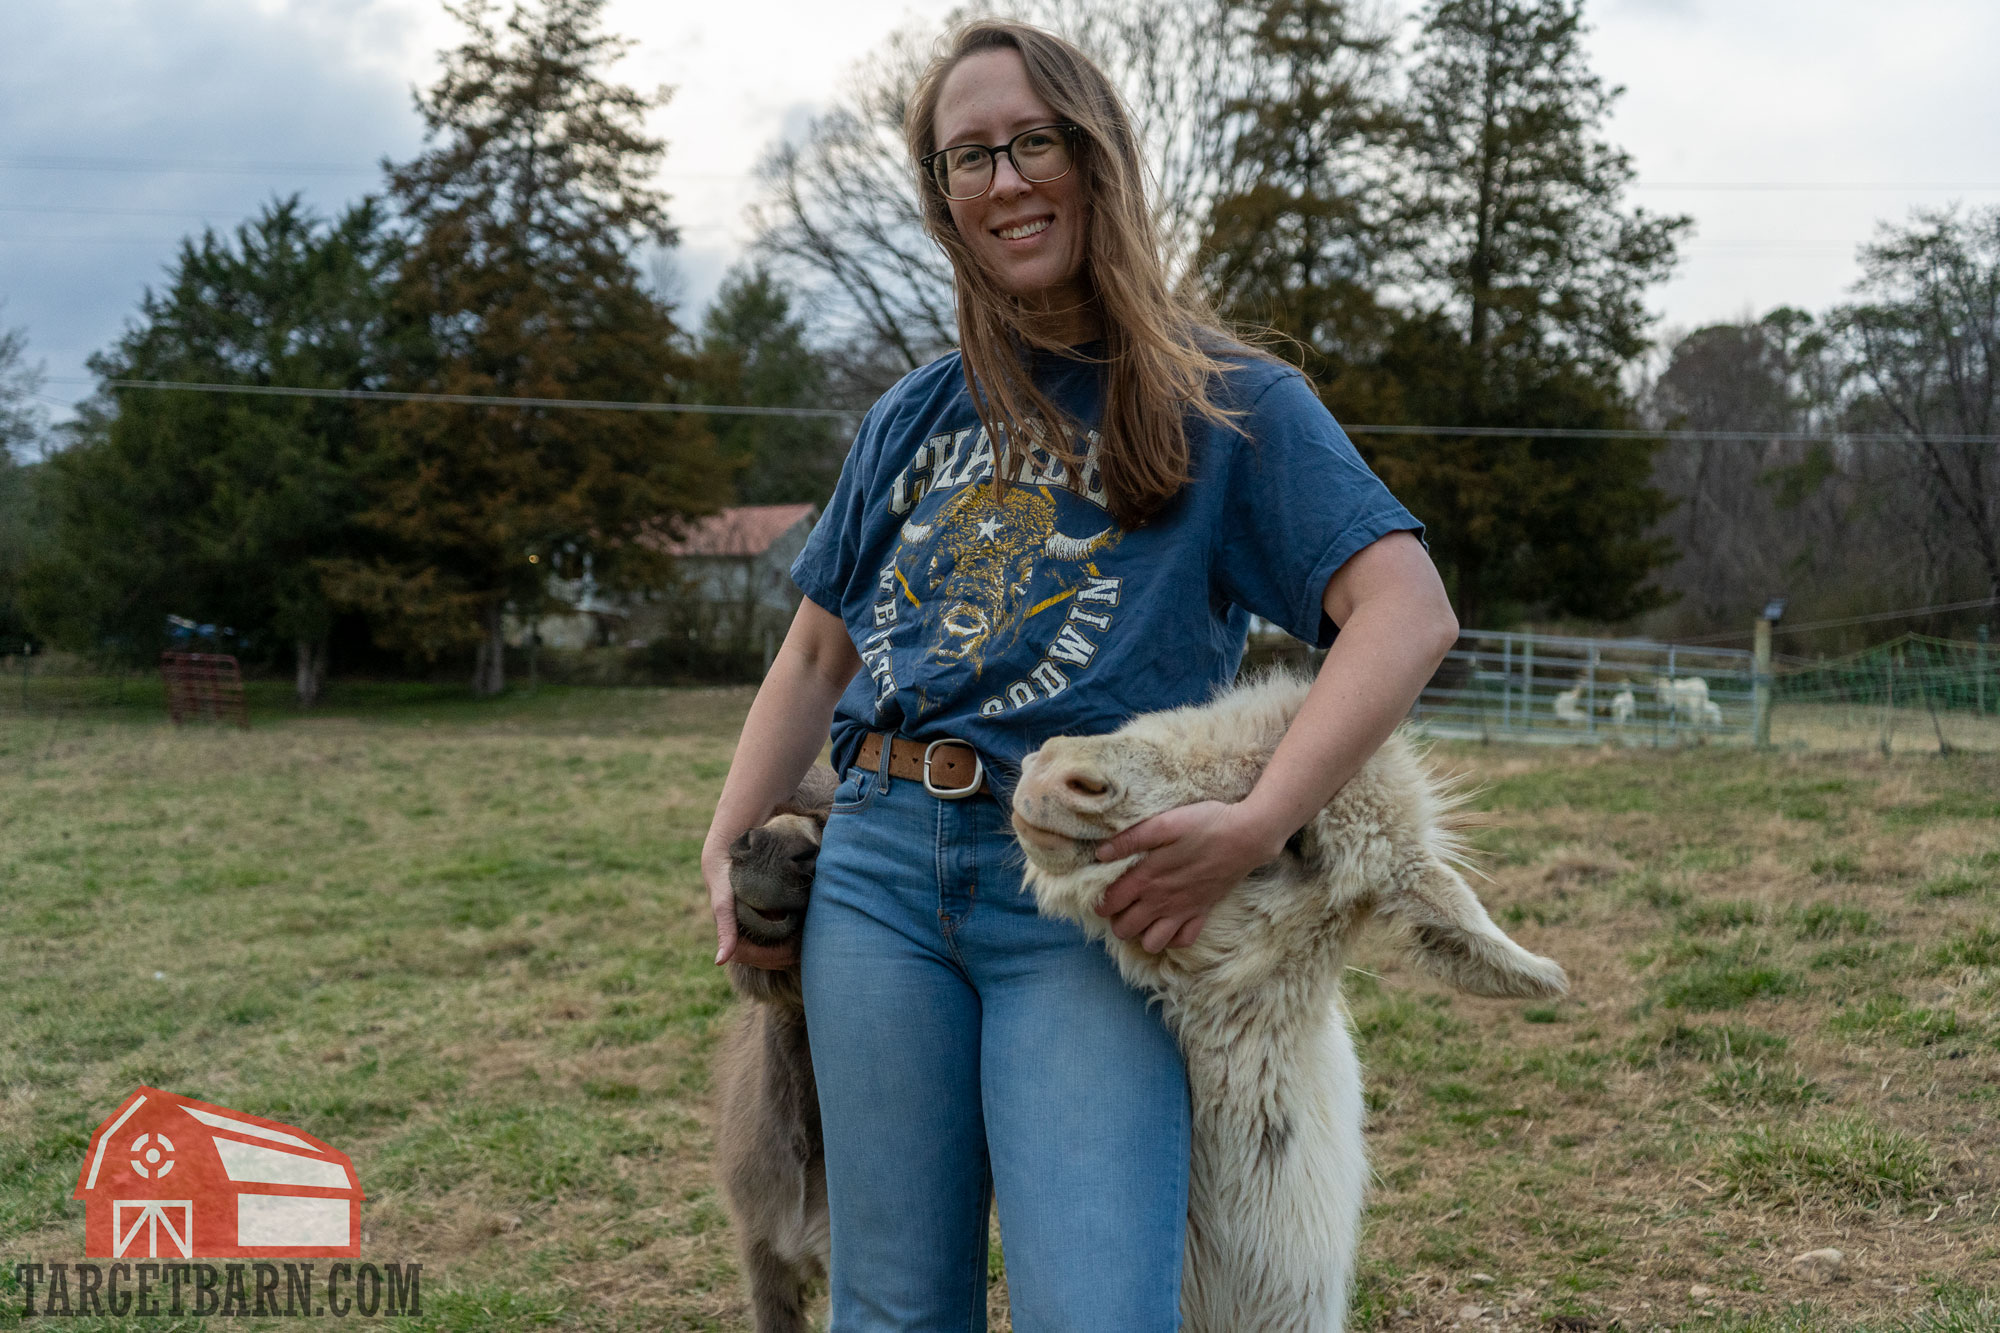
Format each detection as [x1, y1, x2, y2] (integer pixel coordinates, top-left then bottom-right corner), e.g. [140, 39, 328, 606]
[922, 739, 983, 799]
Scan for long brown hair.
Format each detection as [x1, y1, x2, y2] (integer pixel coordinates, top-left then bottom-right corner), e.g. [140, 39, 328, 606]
[904, 19, 1241, 528]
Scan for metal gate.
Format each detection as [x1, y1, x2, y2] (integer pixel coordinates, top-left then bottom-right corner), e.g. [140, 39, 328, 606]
[1409, 630, 1757, 746]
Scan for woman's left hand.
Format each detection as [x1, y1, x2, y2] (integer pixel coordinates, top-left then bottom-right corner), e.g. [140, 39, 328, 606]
[1093, 801, 1284, 953]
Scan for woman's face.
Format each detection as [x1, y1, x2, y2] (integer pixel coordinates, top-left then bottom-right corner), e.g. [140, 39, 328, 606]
[932, 48, 1090, 319]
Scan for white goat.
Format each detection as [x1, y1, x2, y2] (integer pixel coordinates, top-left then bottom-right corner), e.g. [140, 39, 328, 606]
[1609, 686, 1637, 725]
[1012, 674, 1567, 1333]
[1653, 675, 1722, 728]
[1552, 684, 1588, 724]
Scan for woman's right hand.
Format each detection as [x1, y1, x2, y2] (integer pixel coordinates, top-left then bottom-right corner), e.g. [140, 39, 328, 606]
[700, 596, 859, 973]
[705, 839, 801, 971]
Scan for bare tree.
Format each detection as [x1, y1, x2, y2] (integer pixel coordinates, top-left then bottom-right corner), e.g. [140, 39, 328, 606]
[1057, 0, 1256, 281]
[0, 312, 46, 465]
[747, 0, 1247, 402]
[750, 22, 956, 396]
[1643, 312, 1815, 625]
[1834, 206, 2000, 606]
[1640, 300, 1990, 648]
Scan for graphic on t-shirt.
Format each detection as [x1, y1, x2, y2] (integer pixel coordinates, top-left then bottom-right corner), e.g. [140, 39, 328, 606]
[861, 424, 1124, 710]
[898, 483, 1116, 668]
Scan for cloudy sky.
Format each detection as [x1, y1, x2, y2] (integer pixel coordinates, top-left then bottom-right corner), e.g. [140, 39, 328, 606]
[6, 0, 1999, 434]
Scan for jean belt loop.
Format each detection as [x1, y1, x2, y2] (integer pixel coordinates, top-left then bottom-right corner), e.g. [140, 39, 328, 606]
[875, 730, 895, 793]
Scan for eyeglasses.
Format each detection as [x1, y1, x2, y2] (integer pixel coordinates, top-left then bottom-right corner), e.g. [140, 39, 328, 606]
[920, 124, 1080, 202]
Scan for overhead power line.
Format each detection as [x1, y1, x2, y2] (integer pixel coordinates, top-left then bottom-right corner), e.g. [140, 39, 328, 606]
[1678, 596, 2000, 645]
[100, 379, 857, 421]
[0, 203, 260, 219]
[73, 378, 2000, 445]
[7, 157, 2000, 192]
[1341, 422, 2000, 447]
[0, 155, 754, 182]
[0, 156, 381, 176]
[1634, 181, 2000, 192]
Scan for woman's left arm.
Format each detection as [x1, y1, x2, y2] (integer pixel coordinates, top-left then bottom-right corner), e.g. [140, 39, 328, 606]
[1092, 530, 1459, 952]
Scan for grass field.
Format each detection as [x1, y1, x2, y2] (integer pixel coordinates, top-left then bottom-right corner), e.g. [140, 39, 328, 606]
[2, 683, 1996, 1331]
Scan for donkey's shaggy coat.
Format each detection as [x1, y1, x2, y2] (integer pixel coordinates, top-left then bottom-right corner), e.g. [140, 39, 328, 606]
[712, 766, 836, 1333]
[1012, 673, 1567, 1333]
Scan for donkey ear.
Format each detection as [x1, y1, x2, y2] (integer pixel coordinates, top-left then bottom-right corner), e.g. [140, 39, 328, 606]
[1376, 857, 1568, 998]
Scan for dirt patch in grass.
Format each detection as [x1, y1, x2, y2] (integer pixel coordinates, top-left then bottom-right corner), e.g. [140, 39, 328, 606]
[2, 699, 1996, 1330]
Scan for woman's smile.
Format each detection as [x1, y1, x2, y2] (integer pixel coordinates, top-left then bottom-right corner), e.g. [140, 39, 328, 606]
[994, 215, 1053, 242]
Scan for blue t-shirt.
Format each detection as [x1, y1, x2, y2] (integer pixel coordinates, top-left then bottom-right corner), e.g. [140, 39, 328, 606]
[790, 346, 1422, 803]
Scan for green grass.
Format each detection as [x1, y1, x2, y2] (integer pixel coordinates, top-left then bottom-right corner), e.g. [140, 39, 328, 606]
[1680, 898, 1764, 933]
[1719, 1113, 1942, 1210]
[1932, 927, 2000, 971]
[1648, 942, 1802, 1012]
[1623, 1019, 1789, 1067]
[1919, 870, 1990, 900]
[1811, 851, 1863, 879]
[1791, 902, 1875, 939]
[1828, 994, 1989, 1050]
[1623, 871, 1693, 912]
[1701, 1060, 1822, 1107]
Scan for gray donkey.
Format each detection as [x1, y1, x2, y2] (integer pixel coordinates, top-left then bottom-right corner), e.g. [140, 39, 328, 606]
[713, 766, 837, 1333]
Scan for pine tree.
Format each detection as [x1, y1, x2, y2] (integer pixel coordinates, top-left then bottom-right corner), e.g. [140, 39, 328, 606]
[1199, 0, 1399, 417]
[692, 266, 845, 507]
[332, 0, 731, 694]
[1378, 0, 1688, 628]
[23, 199, 389, 697]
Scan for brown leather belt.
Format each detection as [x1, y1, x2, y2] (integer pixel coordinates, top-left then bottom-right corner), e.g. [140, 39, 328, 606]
[856, 733, 991, 799]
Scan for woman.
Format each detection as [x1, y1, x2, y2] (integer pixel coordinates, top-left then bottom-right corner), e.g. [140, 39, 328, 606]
[701, 19, 1458, 1331]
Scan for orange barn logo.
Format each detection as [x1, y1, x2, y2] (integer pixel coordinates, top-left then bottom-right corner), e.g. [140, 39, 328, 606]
[73, 1087, 363, 1259]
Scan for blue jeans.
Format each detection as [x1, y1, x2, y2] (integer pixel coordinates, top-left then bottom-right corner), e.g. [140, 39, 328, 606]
[801, 761, 1190, 1332]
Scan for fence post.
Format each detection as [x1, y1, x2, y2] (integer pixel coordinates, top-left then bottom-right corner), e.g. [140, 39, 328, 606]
[1667, 645, 1679, 744]
[1586, 642, 1599, 739]
[1524, 637, 1536, 735]
[1879, 648, 1897, 756]
[1980, 624, 1991, 715]
[1753, 616, 1774, 749]
[1502, 637, 1512, 732]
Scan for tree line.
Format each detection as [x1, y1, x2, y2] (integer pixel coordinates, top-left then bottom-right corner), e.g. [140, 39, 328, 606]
[1, 0, 1994, 701]
[0, 0, 832, 701]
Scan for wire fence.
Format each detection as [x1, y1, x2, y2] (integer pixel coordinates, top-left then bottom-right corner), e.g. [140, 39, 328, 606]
[1249, 624, 2000, 754]
[9, 627, 2000, 754]
[1770, 632, 2000, 754]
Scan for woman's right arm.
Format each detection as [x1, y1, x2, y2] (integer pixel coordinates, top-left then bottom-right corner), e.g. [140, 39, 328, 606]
[701, 595, 861, 970]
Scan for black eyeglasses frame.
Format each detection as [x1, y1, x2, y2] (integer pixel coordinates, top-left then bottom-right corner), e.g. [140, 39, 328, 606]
[919, 123, 1083, 202]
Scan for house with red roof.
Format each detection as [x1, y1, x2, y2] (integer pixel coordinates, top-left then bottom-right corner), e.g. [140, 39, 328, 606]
[73, 1087, 362, 1259]
[515, 502, 819, 669]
